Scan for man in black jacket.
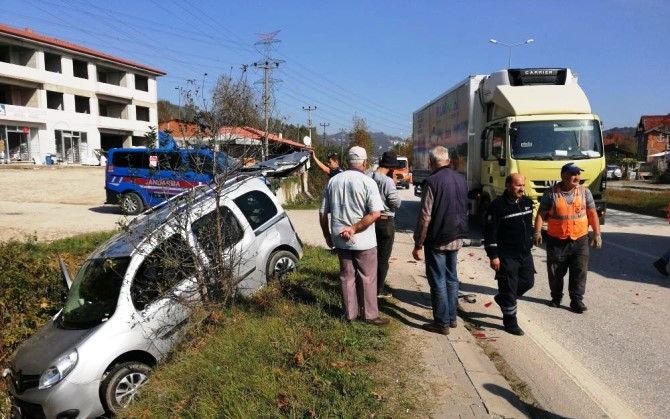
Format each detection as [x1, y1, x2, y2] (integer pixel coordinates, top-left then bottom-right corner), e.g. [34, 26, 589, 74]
[484, 173, 535, 336]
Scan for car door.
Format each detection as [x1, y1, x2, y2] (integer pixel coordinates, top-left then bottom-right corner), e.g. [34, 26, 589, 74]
[129, 234, 200, 356]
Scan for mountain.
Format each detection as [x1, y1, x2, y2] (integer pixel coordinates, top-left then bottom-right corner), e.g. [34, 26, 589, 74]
[604, 127, 636, 137]
[324, 131, 405, 152]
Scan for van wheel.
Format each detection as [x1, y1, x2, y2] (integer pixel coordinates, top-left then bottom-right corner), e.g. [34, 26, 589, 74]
[101, 361, 151, 416]
[267, 250, 298, 281]
[120, 193, 144, 215]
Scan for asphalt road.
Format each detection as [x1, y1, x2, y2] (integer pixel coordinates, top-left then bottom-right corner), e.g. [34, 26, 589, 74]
[393, 188, 669, 419]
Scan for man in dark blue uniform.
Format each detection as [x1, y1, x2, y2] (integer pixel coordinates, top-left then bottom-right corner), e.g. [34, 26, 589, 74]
[484, 173, 535, 336]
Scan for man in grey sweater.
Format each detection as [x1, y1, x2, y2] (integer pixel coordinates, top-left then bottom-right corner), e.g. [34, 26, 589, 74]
[370, 151, 401, 297]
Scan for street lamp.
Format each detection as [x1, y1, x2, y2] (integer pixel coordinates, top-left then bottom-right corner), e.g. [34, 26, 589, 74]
[489, 38, 534, 68]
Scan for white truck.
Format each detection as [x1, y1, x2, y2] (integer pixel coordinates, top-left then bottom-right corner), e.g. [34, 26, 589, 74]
[412, 68, 607, 223]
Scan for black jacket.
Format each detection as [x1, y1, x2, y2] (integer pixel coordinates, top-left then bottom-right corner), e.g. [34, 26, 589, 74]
[484, 191, 534, 259]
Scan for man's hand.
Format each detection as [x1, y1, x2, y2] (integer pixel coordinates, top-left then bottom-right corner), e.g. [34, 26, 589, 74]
[489, 258, 500, 272]
[324, 235, 334, 249]
[533, 231, 543, 246]
[590, 234, 602, 249]
[412, 246, 423, 261]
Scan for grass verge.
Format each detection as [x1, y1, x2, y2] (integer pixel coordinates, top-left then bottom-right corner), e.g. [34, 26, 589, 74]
[118, 246, 425, 418]
[604, 188, 670, 218]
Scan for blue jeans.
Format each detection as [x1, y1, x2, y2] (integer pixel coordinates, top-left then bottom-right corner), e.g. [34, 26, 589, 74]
[424, 248, 459, 327]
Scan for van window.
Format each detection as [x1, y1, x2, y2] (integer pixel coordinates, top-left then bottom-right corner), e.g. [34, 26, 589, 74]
[131, 235, 195, 311]
[188, 152, 215, 175]
[112, 151, 149, 169]
[233, 191, 277, 230]
[157, 151, 183, 171]
[192, 206, 244, 260]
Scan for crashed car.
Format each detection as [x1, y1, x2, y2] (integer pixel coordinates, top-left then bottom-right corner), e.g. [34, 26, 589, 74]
[3, 152, 308, 419]
[606, 164, 622, 180]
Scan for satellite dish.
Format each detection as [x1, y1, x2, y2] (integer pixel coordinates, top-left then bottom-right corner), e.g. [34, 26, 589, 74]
[303, 136, 312, 146]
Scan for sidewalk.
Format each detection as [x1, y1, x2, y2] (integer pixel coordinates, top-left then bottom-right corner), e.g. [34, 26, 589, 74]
[287, 209, 528, 418]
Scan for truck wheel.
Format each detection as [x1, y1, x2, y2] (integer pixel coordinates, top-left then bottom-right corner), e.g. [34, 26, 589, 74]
[120, 192, 144, 215]
[267, 250, 298, 281]
[101, 361, 151, 416]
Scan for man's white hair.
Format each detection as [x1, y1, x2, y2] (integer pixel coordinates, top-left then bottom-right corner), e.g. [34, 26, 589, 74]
[429, 146, 450, 164]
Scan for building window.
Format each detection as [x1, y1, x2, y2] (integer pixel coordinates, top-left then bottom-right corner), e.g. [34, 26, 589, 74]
[46, 91, 64, 110]
[135, 74, 149, 92]
[44, 52, 62, 73]
[136, 106, 150, 122]
[2, 125, 33, 162]
[73, 59, 88, 79]
[98, 99, 127, 119]
[74, 95, 90, 114]
[97, 65, 126, 87]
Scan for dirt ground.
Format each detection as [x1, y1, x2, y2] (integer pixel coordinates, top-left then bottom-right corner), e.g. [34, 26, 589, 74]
[0, 164, 124, 242]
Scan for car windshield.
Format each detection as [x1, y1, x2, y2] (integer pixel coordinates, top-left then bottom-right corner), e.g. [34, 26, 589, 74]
[60, 257, 130, 329]
[510, 120, 602, 161]
[216, 151, 242, 172]
[397, 159, 408, 170]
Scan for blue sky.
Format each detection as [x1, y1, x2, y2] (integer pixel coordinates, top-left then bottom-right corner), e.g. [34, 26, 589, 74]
[3, 0, 669, 138]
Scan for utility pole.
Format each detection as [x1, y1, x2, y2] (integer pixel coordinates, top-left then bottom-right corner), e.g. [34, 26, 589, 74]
[253, 30, 284, 160]
[302, 106, 317, 144]
[319, 122, 330, 145]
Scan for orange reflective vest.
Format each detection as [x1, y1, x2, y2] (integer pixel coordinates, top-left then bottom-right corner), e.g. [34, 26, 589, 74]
[546, 185, 588, 240]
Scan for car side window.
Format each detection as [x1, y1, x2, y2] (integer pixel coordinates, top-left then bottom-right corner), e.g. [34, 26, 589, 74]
[130, 235, 195, 311]
[233, 191, 278, 230]
[192, 206, 244, 260]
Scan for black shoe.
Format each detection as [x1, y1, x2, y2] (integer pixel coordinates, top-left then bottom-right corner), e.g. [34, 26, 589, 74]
[504, 325, 525, 336]
[653, 259, 669, 277]
[570, 300, 588, 313]
[548, 298, 561, 308]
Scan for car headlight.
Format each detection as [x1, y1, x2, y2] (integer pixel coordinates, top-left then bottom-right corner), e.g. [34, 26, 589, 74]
[39, 349, 78, 389]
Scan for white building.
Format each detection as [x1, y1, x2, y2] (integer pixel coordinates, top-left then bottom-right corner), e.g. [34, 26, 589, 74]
[0, 24, 165, 165]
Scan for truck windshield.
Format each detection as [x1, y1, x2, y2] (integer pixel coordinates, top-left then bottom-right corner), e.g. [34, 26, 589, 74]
[510, 120, 602, 161]
[59, 257, 130, 329]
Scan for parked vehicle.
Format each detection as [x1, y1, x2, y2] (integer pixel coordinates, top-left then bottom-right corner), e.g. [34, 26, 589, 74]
[4, 153, 308, 419]
[394, 156, 412, 189]
[606, 164, 622, 180]
[105, 131, 241, 215]
[412, 68, 607, 223]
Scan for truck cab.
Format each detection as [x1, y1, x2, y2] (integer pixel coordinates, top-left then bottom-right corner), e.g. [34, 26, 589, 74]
[394, 156, 412, 189]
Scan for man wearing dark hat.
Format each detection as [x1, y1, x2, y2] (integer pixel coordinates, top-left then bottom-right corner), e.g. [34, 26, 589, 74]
[533, 162, 602, 313]
[370, 151, 401, 297]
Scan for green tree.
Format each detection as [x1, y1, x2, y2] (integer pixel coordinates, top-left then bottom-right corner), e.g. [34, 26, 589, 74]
[348, 116, 373, 166]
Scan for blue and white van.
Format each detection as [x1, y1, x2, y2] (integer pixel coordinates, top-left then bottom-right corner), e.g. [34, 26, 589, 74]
[105, 132, 240, 215]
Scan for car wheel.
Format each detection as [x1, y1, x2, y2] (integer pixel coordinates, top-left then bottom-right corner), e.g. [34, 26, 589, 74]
[267, 250, 298, 281]
[101, 361, 151, 416]
[120, 192, 144, 215]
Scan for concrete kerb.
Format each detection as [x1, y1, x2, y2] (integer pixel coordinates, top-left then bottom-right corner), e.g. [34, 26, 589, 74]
[286, 209, 528, 418]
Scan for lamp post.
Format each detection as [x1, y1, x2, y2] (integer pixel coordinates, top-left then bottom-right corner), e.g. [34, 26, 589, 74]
[489, 38, 534, 68]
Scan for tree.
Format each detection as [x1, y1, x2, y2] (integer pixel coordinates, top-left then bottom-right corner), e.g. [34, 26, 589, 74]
[211, 75, 262, 128]
[348, 116, 374, 166]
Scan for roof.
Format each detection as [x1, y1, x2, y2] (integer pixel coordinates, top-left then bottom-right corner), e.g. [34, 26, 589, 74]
[159, 120, 309, 149]
[0, 23, 166, 76]
[637, 113, 670, 133]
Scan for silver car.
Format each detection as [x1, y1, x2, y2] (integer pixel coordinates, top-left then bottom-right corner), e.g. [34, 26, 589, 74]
[4, 155, 306, 418]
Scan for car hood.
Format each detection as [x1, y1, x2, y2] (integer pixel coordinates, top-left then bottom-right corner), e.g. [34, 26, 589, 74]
[10, 315, 100, 374]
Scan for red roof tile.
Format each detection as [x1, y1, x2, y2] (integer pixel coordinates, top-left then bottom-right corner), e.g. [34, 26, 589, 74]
[0, 23, 166, 76]
[638, 113, 670, 132]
